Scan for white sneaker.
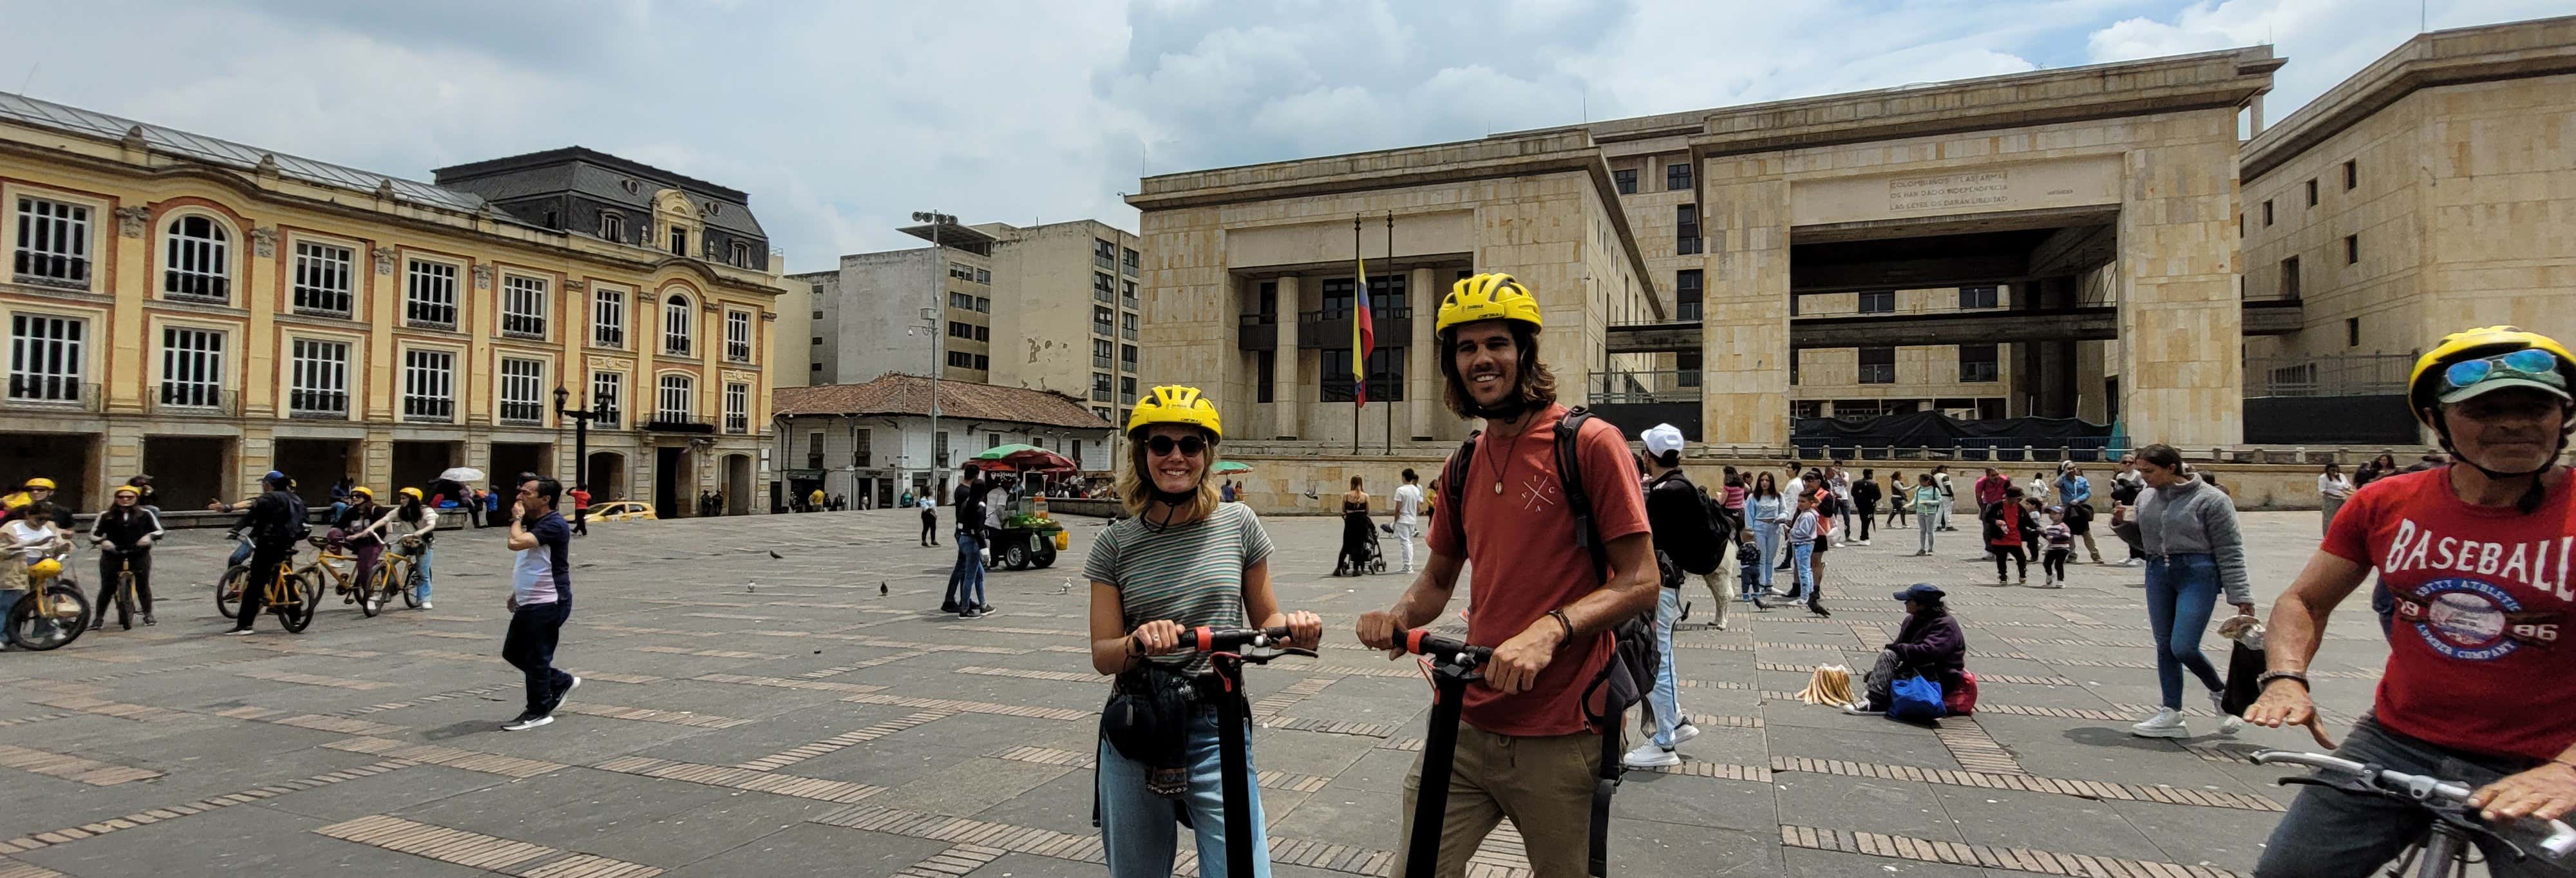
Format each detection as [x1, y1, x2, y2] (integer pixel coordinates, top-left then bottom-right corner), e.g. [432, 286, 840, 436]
[1841, 701, 1884, 716]
[500, 714, 553, 731]
[420, 600, 433, 609]
[2129, 708, 2189, 739]
[1621, 741, 1681, 768]
[1857, 540, 1871, 546]
[2208, 691, 2243, 735]
[1673, 723, 1700, 744]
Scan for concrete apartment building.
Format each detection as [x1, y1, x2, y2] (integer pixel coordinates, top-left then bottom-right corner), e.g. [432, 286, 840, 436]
[1130, 48, 2268, 450]
[2240, 16, 2576, 399]
[802, 219, 1145, 426]
[0, 93, 790, 513]
[772, 373, 1115, 508]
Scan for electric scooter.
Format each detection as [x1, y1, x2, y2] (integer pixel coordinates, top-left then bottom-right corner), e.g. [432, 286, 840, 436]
[1394, 628, 1495, 878]
[1186, 625, 1316, 878]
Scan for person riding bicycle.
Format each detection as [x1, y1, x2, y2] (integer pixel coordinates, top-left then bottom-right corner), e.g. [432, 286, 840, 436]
[1354, 273, 1659, 878]
[2246, 326, 2576, 878]
[87, 485, 164, 627]
[213, 471, 306, 635]
[3, 501, 73, 640]
[1087, 385, 1322, 878]
[2, 477, 57, 525]
[359, 487, 439, 611]
[332, 487, 385, 607]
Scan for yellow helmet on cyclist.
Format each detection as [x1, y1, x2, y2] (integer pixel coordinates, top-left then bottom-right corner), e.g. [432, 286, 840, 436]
[399, 487, 424, 501]
[1434, 273, 1544, 336]
[2408, 325, 2576, 424]
[23, 477, 55, 491]
[27, 558, 62, 579]
[112, 485, 140, 498]
[1126, 385, 1222, 441]
[349, 486, 375, 501]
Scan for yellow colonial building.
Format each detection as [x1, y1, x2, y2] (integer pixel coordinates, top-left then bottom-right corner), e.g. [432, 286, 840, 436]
[0, 93, 788, 514]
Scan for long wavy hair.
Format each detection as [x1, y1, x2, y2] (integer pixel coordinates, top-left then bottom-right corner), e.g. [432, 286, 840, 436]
[1439, 322, 1557, 420]
[1117, 426, 1224, 522]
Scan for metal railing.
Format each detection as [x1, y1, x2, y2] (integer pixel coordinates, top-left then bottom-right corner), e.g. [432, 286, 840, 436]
[1587, 370, 1701, 405]
[151, 387, 239, 416]
[3, 378, 100, 412]
[2246, 354, 2413, 397]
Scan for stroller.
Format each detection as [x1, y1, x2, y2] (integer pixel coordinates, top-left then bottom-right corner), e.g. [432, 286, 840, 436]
[1335, 511, 1388, 577]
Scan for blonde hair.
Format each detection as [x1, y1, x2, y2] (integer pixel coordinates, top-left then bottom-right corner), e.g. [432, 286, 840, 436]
[1117, 428, 1224, 522]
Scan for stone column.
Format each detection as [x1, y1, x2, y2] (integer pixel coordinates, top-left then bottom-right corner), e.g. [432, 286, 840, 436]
[1408, 266, 1438, 441]
[1700, 173, 1793, 447]
[1272, 276, 1302, 439]
[2117, 128, 2244, 445]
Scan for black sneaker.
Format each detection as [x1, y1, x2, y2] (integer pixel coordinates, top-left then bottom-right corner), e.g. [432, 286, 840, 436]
[501, 713, 553, 731]
[960, 608, 985, 619]
[940, 602, 960, 614]
[143, 613, 156, 626]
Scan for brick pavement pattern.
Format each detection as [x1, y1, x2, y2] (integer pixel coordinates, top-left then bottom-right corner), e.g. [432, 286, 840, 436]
[0, 508, 2382, 876]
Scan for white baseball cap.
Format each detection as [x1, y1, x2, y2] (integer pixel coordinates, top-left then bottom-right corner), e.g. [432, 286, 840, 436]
[1642, 423, 1685, 458]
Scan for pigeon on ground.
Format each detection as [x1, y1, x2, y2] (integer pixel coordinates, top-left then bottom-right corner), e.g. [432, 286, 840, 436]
[879, 582, 889, 595]
[768, 550, 783, 559]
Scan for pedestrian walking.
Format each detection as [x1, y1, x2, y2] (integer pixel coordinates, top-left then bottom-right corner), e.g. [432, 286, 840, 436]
[2117, 443, 2254, 739]
[1933, 465, 1957, 531]
[1776, 464, 1806, 571]
[1884, 470, 1909, 528]
[1352, 273, 1658, 878]
[1911, 474, 1942, 556]
[2027, 470, 2052, 504]
[2108, 455, 2148, 566]
[2317, 463, 2353, 537]
[2054, 465, 2104, 564]
[1973, 467, 2010, 558]
[569, 485, 591, 535]
[944, 468, 988, 617]
[1851, 468, 1879, 546]
[1747, 473, 1785, 595]
[1985, 486, 2034, 585]
[2039, 506, 2073, 587]
[500, 476, 579, 731]
[1631, 423, 1725, 767]
[918, 493, 938, 546]
[1830, 466, 1856, 541]
[1391, 470, 1424, 575]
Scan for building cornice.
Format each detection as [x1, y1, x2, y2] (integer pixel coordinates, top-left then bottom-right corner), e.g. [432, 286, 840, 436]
[2241, 15, 2576, 183]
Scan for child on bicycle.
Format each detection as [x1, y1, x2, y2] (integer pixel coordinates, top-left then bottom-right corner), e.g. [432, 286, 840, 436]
[89, 486, 165, 626]
[3, 502, 73, 638]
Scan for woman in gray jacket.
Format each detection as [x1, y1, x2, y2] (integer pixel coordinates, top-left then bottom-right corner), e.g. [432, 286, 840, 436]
[2115, 443, 2257, 739]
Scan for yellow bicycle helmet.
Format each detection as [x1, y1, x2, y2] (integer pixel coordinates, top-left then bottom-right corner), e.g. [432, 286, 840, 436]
[349, 486, 375, 501]
[2408, 326, 2576, 426]
[23, 477, 56, 490]
[111, 485, 140, 498]
[1434, 272, 1544, 336]
[399, 487, 424, 501]
[1126, 385, 1222, 440]
[28, 557, 62, 579]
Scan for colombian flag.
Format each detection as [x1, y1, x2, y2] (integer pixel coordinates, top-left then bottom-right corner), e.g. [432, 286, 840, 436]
[1353, 253, 1374, 407]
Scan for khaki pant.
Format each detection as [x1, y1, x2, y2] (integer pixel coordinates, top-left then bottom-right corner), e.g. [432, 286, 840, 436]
[1397, 724, 1604, 878]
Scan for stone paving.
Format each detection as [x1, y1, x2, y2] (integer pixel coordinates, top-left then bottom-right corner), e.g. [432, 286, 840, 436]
[0, 507, 2384, 877]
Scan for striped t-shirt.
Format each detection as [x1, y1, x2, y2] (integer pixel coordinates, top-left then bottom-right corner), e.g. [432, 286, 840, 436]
[1083, 503, 1274, 675]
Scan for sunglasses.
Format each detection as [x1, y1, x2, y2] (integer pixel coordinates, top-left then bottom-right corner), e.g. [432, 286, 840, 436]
[1145, 435, 1208, 458]
[2444, 348, 2559, 390]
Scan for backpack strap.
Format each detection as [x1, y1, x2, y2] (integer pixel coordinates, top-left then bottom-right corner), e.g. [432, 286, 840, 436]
[1440, 432, 1480, 558]
[1552, 407, 1610, 584]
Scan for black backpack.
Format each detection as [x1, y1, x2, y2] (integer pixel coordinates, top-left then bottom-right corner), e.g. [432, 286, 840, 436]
[1439, 406, 1652, 877]
[1644, 470, 1724, 577]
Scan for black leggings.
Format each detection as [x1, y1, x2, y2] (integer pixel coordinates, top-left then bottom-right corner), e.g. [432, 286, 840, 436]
[920, 510, 938, 545]
[234, 542, 292, 631]
[1992, 544, 2028, 580]
[2042, 548, 2070, 580]
[95, 550, 153, 613]
[1856, 502, 1876, 540]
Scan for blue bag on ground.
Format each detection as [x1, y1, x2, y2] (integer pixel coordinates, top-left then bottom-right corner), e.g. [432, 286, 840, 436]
[1888, 674, 1947, 721]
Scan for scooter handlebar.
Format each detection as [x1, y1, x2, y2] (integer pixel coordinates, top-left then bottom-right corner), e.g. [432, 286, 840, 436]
[1188, 625, 1296, 653]
[1397, 629, 1493, 664]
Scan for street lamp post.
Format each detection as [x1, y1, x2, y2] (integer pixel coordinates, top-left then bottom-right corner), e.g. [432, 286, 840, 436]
[554, 384, 611, 525]
[911, 211, 955, 497]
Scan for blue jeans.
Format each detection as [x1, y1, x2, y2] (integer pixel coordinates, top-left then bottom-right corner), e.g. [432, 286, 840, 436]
[2143, 553, 2227, 710]
[2257, 714, 2571, 878]
[1649, 587, 1683, 747]
[945, 531, 985, 609]
[1785, 540, 1815, 601]
[409, 546, 435, 603]
[1097, 706, 1269, 878]
[1751, 522, 1780, 589]
[228, 540, 254, 568]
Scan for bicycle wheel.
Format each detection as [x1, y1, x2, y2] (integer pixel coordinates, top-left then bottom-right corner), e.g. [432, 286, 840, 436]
[357, 566, 383, 618]
[399, 562, 422, 609]
[115, 570, 137, 630]
[276, 574, 315, 633]
[216, 564, 249, 619]
[5, 585, 91, 651]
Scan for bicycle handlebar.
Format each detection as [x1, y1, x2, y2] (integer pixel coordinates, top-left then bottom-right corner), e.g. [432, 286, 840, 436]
[2255, 750, 2576, 858]
[1396, 629, 1493, 665]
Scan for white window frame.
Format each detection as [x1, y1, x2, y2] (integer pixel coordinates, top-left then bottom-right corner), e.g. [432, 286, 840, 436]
[158, 324, 225, 410]
[723, 309, 753, 363]
[401, 346, 458, 423]
[661, 291, 694, 356]
[498, 356, 547, 425]
[590, 370, 625, 429]
[655, 372, 694, 423]
[598, 211, 625, 242]
[286, 336, 352, 417]
[12, 194, 93, 289]
[729, 240, 753, 268]
[723, 381, 750, 434]
[290, 237, 357, 316]
[500, 272, 549, 339]
[6, 311, 87, 404]
[404, 256, 461, 329]
[160, 211, 232, 303]
[591, 285, 627, 349]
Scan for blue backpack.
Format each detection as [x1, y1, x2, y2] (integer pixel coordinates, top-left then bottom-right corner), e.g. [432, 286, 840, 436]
[1888, 674, 1947, 722]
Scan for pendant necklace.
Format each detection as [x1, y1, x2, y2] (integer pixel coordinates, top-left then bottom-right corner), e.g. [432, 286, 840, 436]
[1485, 426, 1518, 495]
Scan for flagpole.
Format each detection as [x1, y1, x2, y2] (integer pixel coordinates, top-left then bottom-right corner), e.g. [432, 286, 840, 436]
[1385, 211, 1395, 455]
[1353, 215, 1362, 457]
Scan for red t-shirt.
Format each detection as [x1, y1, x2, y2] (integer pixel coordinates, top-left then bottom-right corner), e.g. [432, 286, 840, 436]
[2322, 467, 2576, 761]
[1975, 475, 2009, 506]
[1428, 405, 1653, 737]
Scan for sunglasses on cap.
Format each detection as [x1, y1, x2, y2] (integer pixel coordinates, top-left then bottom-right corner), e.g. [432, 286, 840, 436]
[2444, 348, 2560, 390]
[1144, 435, 1208, 457]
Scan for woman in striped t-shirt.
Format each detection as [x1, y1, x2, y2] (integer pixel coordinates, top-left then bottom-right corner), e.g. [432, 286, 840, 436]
[1088, 386, 1321, 878]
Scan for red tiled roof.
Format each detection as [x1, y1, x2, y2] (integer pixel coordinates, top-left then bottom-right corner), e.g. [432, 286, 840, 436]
[773, 373, 1112, 431]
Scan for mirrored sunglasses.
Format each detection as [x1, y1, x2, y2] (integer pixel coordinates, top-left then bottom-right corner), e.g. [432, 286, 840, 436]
[2443, 348, 2559, 390]
[1146, 435, 1208, 457]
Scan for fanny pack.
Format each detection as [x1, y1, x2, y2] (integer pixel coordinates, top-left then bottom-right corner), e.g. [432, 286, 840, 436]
[1100, 661, 1198, 796]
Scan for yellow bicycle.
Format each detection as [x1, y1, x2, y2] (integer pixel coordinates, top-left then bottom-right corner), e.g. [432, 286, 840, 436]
[362, 535, 426, 616]
[5, 554, 93, 650]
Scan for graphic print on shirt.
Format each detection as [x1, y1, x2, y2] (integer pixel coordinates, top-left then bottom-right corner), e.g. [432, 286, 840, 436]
[1516, 473, 1560, 513]
[2382, 517, 2568, 662]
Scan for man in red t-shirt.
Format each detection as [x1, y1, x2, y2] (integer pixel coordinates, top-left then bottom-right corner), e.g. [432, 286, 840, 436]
[1357, 274, 1658, 878]
[2249, 326, 2576, 878]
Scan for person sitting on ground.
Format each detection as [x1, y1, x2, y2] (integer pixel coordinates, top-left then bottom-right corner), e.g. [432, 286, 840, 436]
[1845, 584, 1967, 716]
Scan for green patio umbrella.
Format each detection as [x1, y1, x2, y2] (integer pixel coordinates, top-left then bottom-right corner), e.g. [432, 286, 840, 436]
[1214, 461, 1253, 473]
[972, 443, 1046, 461]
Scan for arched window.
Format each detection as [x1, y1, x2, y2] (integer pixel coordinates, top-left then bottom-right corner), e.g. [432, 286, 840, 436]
[662, 292, 693, 355]
[656, 372, 693, 421]
[163, 214, 230, 302]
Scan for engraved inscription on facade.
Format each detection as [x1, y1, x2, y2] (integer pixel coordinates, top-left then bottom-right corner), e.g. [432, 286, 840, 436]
[1888, 171, 2013, 213]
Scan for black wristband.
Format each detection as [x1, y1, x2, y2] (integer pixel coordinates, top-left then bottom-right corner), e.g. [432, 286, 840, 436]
[1548, 609, 1575, 647]
[2255, 670, 2309, 690]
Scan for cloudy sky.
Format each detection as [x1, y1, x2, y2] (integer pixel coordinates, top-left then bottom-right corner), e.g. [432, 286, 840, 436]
[6, 0, 2564, 272]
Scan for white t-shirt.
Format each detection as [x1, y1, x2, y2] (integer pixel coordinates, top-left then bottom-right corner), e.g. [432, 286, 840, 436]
[6, 520, 59, 565]
[1394, 484, 1424, 524]
[1783, 477, 1805, 502]
[983, 486, 1009, 529]
[2319, 474, 2353, 500]
[2028, 477, 2052, 501]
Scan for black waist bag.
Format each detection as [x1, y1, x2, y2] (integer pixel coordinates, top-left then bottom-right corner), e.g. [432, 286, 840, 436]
[1101, 662, 1197, 797]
